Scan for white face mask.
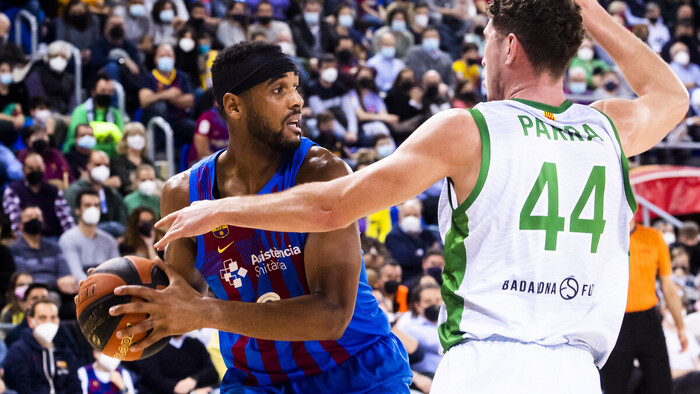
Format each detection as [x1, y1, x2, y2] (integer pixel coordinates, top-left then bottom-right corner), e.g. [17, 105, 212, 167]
[320, 68, 338, 84]
[97, 353, 121, 371]
[34, 322, 59, 343]
[663, 231, 676, 245]
[82, 206, 101, 225]
[399, 216, 422, 235]
[127, 134, 146, 151]
[414, 14, 429, 28]
[376, 143, 395, 159]
[179, 37, 195, 53]
[49, 56, 68, 73]
[577, 47, 594, 61]
[674, 51, 691, 66]
[138, 180, 156, 196]
[279, 42, 295, 56]
[35, 109, 51, 122]
[90, 165, 110, 184]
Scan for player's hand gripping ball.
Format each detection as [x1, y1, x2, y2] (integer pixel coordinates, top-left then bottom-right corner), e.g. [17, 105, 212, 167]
[76, 256, 171, 361]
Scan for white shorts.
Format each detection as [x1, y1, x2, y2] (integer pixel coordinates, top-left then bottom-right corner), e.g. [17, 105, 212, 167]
[430, 339, 601, 394]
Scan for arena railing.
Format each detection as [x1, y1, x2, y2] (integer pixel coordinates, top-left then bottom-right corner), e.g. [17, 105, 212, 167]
[146, 116, 176, 179]
[113, 80, 127, 122]
[70, 44, 82, 105]
[13, 10, 38, 60]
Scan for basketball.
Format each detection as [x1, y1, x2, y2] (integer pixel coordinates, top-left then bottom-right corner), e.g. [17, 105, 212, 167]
[75, 256, 170, 361]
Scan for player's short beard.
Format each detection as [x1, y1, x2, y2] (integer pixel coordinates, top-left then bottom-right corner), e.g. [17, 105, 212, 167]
[245, 103, 301, 153]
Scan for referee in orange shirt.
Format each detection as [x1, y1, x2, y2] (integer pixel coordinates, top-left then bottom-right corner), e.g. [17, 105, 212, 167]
[601, 219, 688, 393]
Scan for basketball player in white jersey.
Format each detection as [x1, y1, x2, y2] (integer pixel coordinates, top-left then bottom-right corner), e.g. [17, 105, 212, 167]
[152, 0, 688, 391]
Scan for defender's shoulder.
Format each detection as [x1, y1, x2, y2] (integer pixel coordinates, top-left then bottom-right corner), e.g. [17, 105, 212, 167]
[297, 145, 352, 185]
[161, 171, 193, 215]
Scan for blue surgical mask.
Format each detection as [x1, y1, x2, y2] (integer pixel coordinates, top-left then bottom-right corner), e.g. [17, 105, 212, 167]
[199, 44, 210, 54]
[159, 9, 175, 23]
[129, 4, 146, 17]
[304, 12, 320, 24]
[391, 20, 406, 32]
[0, 72, 12, 85]
[157, 56, 174, 72]
[338, 14, 354, 27]
[381, 47, 396, 59]
[569, 82, 587, 95]
[422, 38, 439, 51]
[77, 135, 97, 149]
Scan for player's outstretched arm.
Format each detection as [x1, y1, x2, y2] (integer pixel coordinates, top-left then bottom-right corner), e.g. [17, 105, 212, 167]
[577, 0, 689, 157]
[155, 109, 480, 248]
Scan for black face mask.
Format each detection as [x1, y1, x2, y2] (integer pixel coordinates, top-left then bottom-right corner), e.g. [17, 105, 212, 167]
[459, 91, 478, 105]
[426, 267, 443, 285]
[424, 304, 440, 323]
[337, 49, 352, 64]
[383, 280, 399, 295]
[26, 170, 44, 185]
[474, 26, 484, 36]
[400, 81, 413, 92]
[138, 221, 154, 237]
[22, 218, 43, 235]
[190, 18, 205, 28]
[69, 13, 89, 30]
[358, 78, 374, 89]
[258, 16, 272, 25]
[604, 81, 619, 92]
[466, 58, 479, 66]
[231, 14, 246, 23]
[95, 94, 112, 108]
[32, 139, 48, 155]
[109, 25, 125, 41]
[425, 84, 439, 98]
[648, 17, 658, 24]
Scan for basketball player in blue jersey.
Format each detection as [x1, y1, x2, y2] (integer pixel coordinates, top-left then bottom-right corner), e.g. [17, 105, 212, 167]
[153, 0, 690, 392]
[107, 41, 411, 392]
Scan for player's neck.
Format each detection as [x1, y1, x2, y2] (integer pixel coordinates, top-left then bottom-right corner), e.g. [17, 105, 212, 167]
[503, 74, 567, 108]
[217, 136, 286, 195]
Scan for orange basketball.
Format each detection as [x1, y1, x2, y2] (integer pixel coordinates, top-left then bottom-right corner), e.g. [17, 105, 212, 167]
[75, 256, 170, 361]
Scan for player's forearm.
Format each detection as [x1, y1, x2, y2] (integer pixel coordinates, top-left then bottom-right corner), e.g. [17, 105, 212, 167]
[579, 1, 687, 113]
[198, 292, 353, 341]
[661, 278, 686, 330]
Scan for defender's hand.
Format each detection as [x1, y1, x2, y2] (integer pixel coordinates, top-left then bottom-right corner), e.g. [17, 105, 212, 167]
[108, 258, 204, 352]
[154, 199, 225, 250]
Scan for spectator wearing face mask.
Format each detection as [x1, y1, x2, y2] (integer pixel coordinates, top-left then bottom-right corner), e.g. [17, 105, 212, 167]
[2, 153, 74, 238]
[24, 40, 76, 116]
[3, 298, 81, 394]
[17, 126, 73, 188]
[65, 73, 124, 158]
[8, 206, 77, 296]
[54, 0, 100, 55]
[118, 206, 159, 260]
[404, 246, 445, 289]
[670, 247, 698, 312]
[64, 124, 96, 180]
[149, 0, 182, 47]
[372, 8, 415, 60]
[291, 0, 335, 60]
[78, 351, 136, 394]
[409, 2, 431, 44]
[643, 2, 670, 54]
[90, 14, 143, 97]
[306, 54, 359, 144]
[123, 0, 154, 54]
[396, 281, 443, 376]
[124, 164, 160, 218]
[249, 1, 293, 44]
[385, 68, 424, 130]
[0, 272, 30, 325]
[374, 134, 396, 160]
[186, 1, 221, 38]
[331, 4, 367, 47]
[63, 151, 128, 237]
[174, 27, 205, 92]
[59, 189, 120, 280]
[405, 28, 453, 88]
[565, 66, 592, 99]
[111, 122, 156, 196]
[569, 37, 610, 90]
[661, 21, 699, 67]
[420, 70, 451, 117]
[350, 66, 398, 146]
[452, 42, 481, 88]
[670, 42, 700, 91]
[451, 79, 479, 109]
[593, 69, 624, 99]
[385, 198, 440, 283]
[367, 32, 406, 93]
[217, 1, 249, 47]
[0, 59, 29, 148]
[139, 43, 196, 150]
[311, 110, 349, 158]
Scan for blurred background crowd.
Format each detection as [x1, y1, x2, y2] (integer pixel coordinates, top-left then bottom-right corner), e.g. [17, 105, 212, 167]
[1, 0, 700, 393]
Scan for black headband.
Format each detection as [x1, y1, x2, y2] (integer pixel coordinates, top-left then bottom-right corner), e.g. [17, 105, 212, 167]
[214, 50, 298, 108]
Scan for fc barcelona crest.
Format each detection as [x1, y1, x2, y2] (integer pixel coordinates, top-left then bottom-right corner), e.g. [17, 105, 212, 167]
[212, 225, 230, 239]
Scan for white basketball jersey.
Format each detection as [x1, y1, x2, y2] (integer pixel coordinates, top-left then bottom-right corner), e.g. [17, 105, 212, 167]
[437, 99, 636, 367]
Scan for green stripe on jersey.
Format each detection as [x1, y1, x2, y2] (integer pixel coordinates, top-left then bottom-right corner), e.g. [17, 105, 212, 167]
[592, 107, 637, 213]
[439, 108, 491, 351]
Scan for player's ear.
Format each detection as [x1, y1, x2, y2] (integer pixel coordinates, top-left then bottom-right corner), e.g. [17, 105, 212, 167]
[223, 93, 243, 120]
[505, 33, 519, 66]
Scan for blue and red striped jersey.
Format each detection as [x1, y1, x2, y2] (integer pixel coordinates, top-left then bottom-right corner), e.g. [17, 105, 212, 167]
[188, 138, 392, 388]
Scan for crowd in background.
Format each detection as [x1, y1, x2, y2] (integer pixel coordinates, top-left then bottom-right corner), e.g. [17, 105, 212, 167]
[1, 0, 700, 393]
